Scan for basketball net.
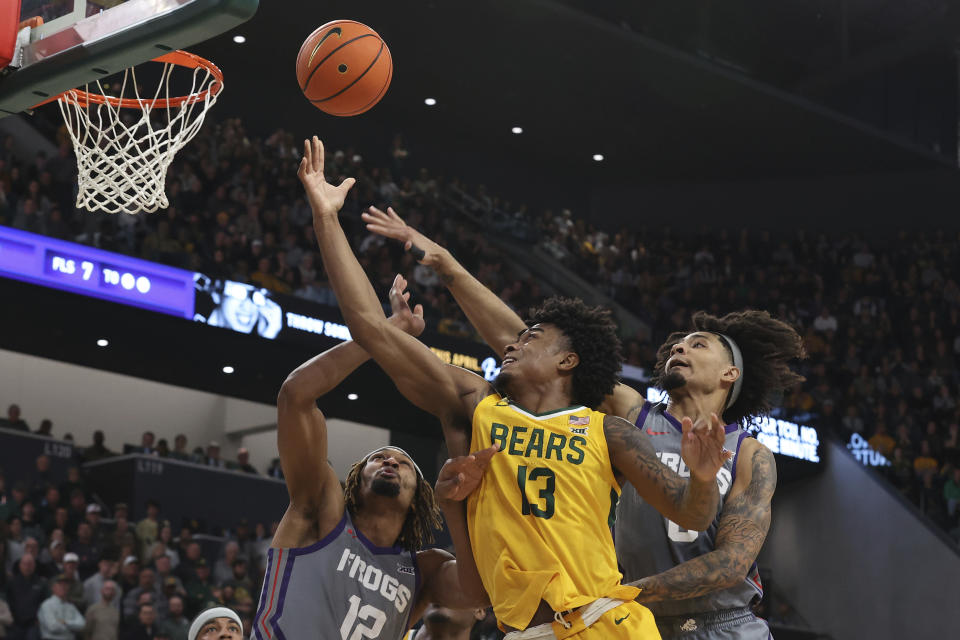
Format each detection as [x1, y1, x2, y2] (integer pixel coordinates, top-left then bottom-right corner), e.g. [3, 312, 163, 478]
[56, 51, 223, 215]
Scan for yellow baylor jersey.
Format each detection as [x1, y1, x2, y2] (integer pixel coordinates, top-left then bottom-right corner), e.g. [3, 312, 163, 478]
[466, 394, 640, 630]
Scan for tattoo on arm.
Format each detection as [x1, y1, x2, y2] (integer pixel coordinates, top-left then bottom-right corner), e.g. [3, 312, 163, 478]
[632, 446, 777, 603]
[604, 415, 717, 529]
[624, 403, 646, 425]
[604, 415, 683, 502]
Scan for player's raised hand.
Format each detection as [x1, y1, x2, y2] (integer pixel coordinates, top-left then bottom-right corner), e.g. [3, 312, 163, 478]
[362, 206, 446, 268]
[387, 274, 425, 337]
[435, 445, 499, 503]
[297, 136, 356, 220]
[680, 413, 733, 483]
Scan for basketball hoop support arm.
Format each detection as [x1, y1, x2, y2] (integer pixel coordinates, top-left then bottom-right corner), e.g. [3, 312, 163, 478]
[0, 0, 258, 118]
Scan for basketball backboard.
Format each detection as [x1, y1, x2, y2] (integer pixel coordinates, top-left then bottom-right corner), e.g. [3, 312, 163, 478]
[0, 0, 258, 117]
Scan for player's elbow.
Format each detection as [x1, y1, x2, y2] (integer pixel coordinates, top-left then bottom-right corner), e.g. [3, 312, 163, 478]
[452, 584, 490, 610]
[673, 510, 714, 533]
[466, 589, 491, 609]
[341, 307, 387, 345]
[715, 551, 754, 590]
[349, 313, 394, 351]
[277, 375, 317, 409]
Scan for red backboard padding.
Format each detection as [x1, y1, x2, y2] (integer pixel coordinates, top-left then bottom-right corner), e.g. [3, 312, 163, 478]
[0, 1, 22, 71]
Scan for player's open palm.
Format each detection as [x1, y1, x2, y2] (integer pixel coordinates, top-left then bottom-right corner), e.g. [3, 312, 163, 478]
[435, 445, 499, 503]
[388, 274, 425, 337]
[298, 136, 356, 220]
[680, 414, 733, 483]
[362, 206, 444, 269]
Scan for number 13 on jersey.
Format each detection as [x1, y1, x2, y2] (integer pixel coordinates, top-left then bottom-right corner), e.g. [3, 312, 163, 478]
[517, 465, 556, 519]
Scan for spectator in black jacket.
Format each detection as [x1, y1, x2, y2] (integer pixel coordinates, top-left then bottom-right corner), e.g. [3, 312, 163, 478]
[0, 405, 29, 432]
[68, 523, 102, 580]
[123, 603, 158, 640]
[6, 554, 47, 640]
[82, 431, 114, 464]
[27, 458, 52, 503]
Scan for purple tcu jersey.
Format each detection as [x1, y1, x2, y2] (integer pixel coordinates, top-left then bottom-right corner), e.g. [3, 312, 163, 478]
[254, 510, 420, 640]
[614, 401, 764, 618]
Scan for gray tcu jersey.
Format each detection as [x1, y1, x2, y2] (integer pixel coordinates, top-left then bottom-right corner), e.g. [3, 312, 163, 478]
[615, 402, 764, 618]
[254, 510, 420, 640]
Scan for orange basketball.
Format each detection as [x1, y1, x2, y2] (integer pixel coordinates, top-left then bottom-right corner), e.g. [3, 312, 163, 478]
[296, 20, 393, 117]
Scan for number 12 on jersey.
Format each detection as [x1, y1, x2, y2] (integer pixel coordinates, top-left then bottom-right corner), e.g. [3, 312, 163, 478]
[517, 465, 555, 519]
[340, 595, 385, 640]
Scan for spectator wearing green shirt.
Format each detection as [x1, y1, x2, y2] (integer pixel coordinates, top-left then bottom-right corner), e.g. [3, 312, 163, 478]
[185, 561, 216, 619]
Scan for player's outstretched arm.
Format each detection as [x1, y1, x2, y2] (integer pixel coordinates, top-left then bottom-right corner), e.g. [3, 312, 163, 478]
[362, 205, 526, 354]
[604, 414, 723, 531]
[414, 447, 499, 613]
[366, 206, 654, 418]
[630, 439, 777, 602]
[274, 277, 427, 545]
[301, 137, 487, 454]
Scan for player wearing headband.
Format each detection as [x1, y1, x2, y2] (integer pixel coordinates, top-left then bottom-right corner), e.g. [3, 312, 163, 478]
[359, 206, 805, 639]
[190, 607, 244, 640]
[610, 315, 804, 639]
[253, 274, 490, 640]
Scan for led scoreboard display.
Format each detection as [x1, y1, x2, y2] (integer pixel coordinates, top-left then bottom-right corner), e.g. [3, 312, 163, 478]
[0, 225, 499, 374]
[0, 226, 195, 318]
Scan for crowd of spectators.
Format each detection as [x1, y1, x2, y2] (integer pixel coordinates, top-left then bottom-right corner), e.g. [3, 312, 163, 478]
[0, 406, 277, 480]
[0, 117, 545, 342]
[0, 111, 957, 544]
[0, 444, 275, 639]
[0, 415, 509, 639]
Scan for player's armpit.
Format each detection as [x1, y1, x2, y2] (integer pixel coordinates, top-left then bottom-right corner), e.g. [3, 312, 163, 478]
[603, 414, 718, 531]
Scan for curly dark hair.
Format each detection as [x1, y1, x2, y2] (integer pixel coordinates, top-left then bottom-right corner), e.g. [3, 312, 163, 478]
[524, 297, 623, 409]
[650, 310, 806, 425]
[343, 457, 441, 552]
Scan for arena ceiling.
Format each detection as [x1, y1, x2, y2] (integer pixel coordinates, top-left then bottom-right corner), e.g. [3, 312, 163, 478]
[186, 0, 957, 204]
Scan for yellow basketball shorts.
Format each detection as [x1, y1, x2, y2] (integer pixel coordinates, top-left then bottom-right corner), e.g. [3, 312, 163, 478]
[505, 600, 660, 640]
[564, 601, 660, 639]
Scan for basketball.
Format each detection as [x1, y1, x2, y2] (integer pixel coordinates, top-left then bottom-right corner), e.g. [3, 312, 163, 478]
[295, 20, 393, 117]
